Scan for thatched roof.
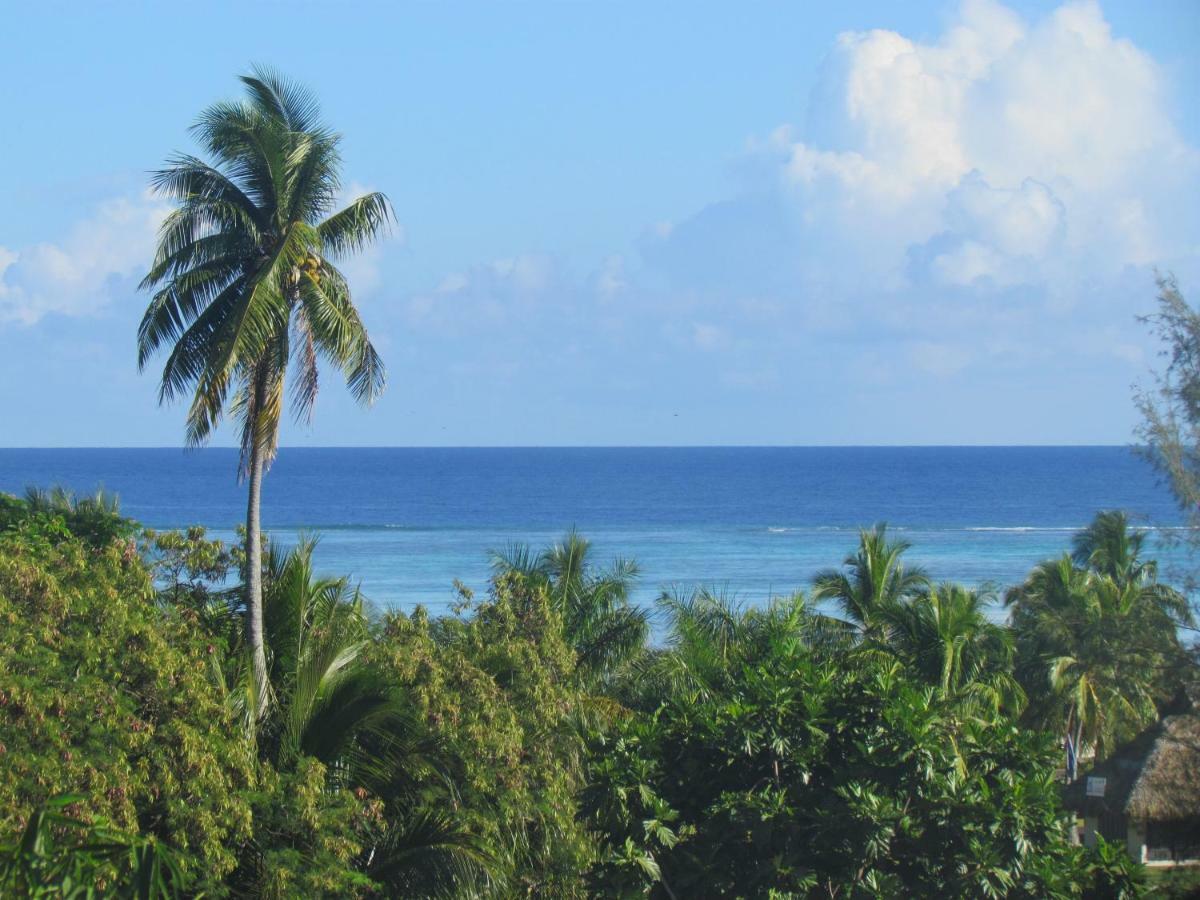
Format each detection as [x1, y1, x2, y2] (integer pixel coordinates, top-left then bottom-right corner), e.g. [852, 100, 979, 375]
[1064, 708, 1200, 822]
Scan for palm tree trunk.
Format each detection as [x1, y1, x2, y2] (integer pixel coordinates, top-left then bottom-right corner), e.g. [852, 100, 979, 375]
[245, 399, 269, 718]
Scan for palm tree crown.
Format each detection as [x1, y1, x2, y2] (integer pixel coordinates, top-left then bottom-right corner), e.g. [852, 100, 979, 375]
[812, 524, 929, 637]
[138, 66, 391, 461]
[1071, 510, 1155, 587]
[881, 582, 1020, 712]
[491, 530, 648, 682]
[1008, 512, 1193, 768]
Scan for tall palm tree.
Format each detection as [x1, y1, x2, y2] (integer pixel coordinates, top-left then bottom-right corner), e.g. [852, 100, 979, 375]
[640, 587, 753, 704]
[138, 68, 392, 707]
[491, 530, 648, 683]
[1007, 555, 1190, 770]
[811, 524, 929, 638]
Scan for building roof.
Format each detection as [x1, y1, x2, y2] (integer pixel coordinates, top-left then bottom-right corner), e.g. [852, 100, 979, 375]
[1064, 708, 1200, 822]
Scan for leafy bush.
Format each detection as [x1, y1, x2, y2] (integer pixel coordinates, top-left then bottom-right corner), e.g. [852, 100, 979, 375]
[0, 506, 255, 891]
[583, 593, 1146, 898]
[2, 487, 137, 548]
[371, 574, 598, 896]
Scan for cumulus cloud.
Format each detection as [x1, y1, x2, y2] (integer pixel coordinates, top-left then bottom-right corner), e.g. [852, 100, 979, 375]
[627, 0, 1200, 405]
[778, 0, 1195, 294]
[402, 0, 1196, 421]
[590, 255, 629, 301]
[0, 193, 170, 325]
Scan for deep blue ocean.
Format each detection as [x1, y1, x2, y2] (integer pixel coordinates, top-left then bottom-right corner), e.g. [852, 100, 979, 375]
[0, 447, 1187, 617]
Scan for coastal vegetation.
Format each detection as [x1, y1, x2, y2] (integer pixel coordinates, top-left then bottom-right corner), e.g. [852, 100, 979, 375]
[2, 490, 1196, 897]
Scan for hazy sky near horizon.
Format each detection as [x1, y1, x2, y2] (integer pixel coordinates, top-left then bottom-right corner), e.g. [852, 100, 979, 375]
[2, 0, 1198, 447]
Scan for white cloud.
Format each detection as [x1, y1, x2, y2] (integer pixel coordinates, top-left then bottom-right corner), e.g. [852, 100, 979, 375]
[787, 0, 1024, 205]
[778, 0, 1196, 293]
[926, 174, 1068, 286]
[947, 175, 1065, 260]
[395, 0, 1194, 430]
[930, 240, 1009, 287]
[0, 192, 169, 325]
[590, 255, 628, 301]
[615, 0, 1198, 438]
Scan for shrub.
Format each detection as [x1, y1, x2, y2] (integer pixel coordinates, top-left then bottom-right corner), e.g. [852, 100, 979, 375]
[0, 513, 255, 891]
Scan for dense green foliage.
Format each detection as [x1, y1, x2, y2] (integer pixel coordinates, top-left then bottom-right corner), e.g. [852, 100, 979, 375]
[0, 794, 190, 898]
[370, 575, 596, 894]
[0, 495, 254, 892]
[3, 492, 1192, 897]
[586, 583, 1138, 898]
[491, 531, 650, 685]
[1007, 512, 1194, 768]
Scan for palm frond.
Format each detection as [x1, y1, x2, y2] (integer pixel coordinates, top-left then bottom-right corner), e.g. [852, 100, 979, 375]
[319, 192, 395, 258]
[241, 64, 323, 133]
[298, 263, 385, 405]
[365, 809, 498, 899]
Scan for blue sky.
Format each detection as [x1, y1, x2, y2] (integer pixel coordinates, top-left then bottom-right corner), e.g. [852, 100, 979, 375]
[1, 0, 1198, 446]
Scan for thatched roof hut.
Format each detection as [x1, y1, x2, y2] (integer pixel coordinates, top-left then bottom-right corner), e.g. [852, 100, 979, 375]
[1063, 706, 1200, 865]
[1063, 709, 1200, 821]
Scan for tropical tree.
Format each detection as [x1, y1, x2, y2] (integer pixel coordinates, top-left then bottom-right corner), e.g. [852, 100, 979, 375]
[224, 538, 494, 897]
[1007, 553, 1191, 771]
[252, 538, 404, 771]
[584, 591, 1115, 898]
[137, 68, 392, 708]
[629, 587, 760, 707]
[1072, 510, 1155, 587]
[621, 587, 841, 708]
[0, 498, 257, 890]
[811, 524, 929, 638]
[1136, 273, 1200, 599]
[491, 530, 649, 683]
[19, 485, 136, 547]
[0, 795, 190, 898]
[372, 572, 600, 894]
[881, 582, 1021, 712]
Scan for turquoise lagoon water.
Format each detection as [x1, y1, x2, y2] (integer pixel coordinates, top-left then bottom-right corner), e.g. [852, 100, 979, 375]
[0, 447, 1187, 617]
